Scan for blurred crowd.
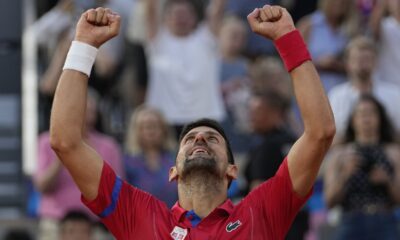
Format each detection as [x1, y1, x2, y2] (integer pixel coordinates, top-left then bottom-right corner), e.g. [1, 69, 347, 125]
[4, 0, 400, 239]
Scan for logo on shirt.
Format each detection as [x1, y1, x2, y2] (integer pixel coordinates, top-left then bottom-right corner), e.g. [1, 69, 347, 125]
[226, 220, 242, 232]
[170, 226, 188, 240]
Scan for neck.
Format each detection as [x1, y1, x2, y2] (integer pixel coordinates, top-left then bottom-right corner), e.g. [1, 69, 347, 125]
[326, 14, 340, 28]
[356, 133, 379, 145]
[143, 148, 162, 171]
[177, 175, 226, 218]
[351, 75, 373, 93]
[221, 48, 238, 61]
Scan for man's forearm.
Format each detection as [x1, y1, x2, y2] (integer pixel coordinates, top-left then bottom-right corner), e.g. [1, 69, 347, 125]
[50, 70, 88, 151]
[290, 61, 335, 141]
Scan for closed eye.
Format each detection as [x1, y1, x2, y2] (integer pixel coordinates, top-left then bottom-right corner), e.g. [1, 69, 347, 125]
[184, 136, 195, 144]
[208, 136, 219, 143]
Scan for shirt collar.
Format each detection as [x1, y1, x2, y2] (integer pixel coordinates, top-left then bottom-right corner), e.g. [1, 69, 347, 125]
[171, 199, 234, 222]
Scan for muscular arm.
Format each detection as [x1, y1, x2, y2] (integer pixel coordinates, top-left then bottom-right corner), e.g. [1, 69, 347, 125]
[287, 62, 335, 197]
[50, 70, 104, 201]
[248, 6, 335, 197]
[50, 8, 120, 201]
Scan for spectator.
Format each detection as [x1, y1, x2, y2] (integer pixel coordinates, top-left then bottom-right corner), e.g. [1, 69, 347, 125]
[324, 94, 400, 240]
[248, 57, 302, 134]
[297, 0, 353, 92]
[33, 89, 124, 240]
[244, 89, 308, 240]
[370, 0, 400, 86]
[218, 15, 252, 153]
[329, 36, 400, 140]
[124, 105, 178, 207]
[225, 0, 274, 57]
[145, 0, 226, 136]
[244, 90, 294, 191]
[59, 210, 92, 240]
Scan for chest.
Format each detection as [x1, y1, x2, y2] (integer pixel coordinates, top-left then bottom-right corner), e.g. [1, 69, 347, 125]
[155, 208, 269, 240]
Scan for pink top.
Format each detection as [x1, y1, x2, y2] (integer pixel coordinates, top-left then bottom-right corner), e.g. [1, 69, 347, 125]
[34, 131, 124, 220]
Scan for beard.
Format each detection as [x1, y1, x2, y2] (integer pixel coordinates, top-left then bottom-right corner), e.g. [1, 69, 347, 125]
[180, 156, 221, 184]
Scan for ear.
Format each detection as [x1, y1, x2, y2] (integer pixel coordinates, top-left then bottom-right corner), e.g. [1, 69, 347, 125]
[169, 166, 178, 182]
[226, 164, 238, 180]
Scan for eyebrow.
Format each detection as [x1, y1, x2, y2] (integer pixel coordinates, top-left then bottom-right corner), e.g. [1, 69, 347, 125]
[184, 131, 221, 139]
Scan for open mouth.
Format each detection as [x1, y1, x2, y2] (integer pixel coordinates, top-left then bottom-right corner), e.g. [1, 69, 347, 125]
[190, 147, 210, 156]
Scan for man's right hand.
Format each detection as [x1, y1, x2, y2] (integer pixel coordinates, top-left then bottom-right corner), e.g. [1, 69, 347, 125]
[75, 7, 121, 48]
[247, 5, 295, 41]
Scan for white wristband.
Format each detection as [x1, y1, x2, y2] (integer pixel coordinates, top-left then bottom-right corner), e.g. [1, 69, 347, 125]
[63, 41, 98, 77]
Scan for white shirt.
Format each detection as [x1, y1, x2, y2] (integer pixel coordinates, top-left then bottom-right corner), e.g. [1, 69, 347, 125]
[374, 17, 400, 86]
[329, 81, 400, 137]
[146, 24, 226, 125]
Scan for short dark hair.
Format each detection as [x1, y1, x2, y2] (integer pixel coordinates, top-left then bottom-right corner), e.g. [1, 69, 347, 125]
[61, 210, 92, 226]
[252, 89, 291, 114]
[179, 118, 235, 165]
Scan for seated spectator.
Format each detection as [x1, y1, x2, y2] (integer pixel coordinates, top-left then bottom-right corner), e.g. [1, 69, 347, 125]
[324, 94, 400, 240]
[124, 105, 178, 207]
[34, 89, 124, 240]
[370, 0, 400, 86]
[297, 0, 353, 92]
[329, 36, 400, 140]
[59, 210, 92, 240]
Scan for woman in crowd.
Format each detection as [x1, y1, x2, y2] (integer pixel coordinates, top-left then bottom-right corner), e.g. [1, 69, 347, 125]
[124, 105, 178, 207]
[324, 94, 400, 239]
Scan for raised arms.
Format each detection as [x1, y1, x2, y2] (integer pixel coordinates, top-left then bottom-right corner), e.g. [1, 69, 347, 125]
[248, 5, 335, 197]
[50, 8, 121, 201]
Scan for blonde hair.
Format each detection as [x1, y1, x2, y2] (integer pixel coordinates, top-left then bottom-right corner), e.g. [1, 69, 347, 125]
[124, 105, 176, 155]
[345, 35, 377, 56]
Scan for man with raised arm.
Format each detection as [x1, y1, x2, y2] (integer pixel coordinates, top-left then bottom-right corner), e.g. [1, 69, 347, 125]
[50, 5, 335, 239]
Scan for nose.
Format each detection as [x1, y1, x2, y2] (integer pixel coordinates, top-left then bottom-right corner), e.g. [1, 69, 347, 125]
[194, 132, 207, 144]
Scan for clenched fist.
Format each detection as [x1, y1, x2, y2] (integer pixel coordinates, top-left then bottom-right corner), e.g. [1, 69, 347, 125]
[75, 7, 121, 48]
[247, 5, 295, 41]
